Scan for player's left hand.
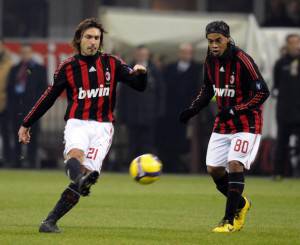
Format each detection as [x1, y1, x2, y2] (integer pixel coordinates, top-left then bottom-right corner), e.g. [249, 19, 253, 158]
[130, 64, 147, 75]
[217, 107, 237, 121]
[18, 126, 31, 144]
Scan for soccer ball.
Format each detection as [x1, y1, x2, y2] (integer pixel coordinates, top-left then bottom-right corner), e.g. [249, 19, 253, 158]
[129, 154, 162, 184]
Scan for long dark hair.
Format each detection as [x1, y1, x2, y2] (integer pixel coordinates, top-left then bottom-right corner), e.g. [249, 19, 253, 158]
[71, 18, 107, 53]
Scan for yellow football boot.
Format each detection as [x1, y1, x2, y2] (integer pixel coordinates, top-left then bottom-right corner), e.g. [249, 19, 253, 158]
[212, 219, 236, 233]
[234, 196, 251, 231]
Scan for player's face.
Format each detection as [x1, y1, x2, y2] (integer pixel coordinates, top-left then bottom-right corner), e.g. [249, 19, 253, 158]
[207, 33, 230, 57]
[80, 27, 101, 56]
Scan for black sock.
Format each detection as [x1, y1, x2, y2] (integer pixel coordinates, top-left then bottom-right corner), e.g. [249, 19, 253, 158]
[238, 195, 246, 210]
[213, 172, 229, 197]
[65, 158, 82, 182]
[45, 183, 80, 223]
[213, 172, 245, 209]
[224, 172, 245, 224]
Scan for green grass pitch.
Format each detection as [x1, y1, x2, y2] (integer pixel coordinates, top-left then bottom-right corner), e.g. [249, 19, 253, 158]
[0, 170, 299, 245]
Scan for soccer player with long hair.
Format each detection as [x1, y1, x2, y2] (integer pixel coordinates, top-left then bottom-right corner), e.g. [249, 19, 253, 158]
[18, 18, 147, 233]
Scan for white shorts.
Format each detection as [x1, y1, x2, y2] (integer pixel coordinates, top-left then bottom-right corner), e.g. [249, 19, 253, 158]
[206, 132, 261, 170]
[64, 119, 114, 172]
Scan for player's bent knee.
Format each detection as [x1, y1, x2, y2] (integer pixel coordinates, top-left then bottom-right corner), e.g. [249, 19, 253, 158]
[228, 160, 244, 172]
[67, 149, 85, 163]
[207, 166, 226, 178]
[207, 166, 214, 174]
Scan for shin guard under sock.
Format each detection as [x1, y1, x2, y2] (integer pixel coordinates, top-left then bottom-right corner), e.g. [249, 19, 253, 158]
[213, 172, 229, 197]
[65, 158, 82, 182]
[214, 172, 245, 210]
[224, 172, 245, 224]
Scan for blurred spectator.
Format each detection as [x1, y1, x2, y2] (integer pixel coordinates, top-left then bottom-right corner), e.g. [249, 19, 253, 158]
[263, 0, 300, 27]
[118, 45, 164, 165]
[0, 38, 12, 167]
[285, 0, 300, 26]
[151, 53, 166, 72]
[6, 43, 47, 168]
[272, 33, 300, 179]
[159, 43, 202, 172]
[279, 45, 288, 57]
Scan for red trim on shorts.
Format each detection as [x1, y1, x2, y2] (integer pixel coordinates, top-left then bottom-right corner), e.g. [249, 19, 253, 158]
[247, 134, 259, 166]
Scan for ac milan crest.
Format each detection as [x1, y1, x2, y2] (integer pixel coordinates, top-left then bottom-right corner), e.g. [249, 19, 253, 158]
[105, 71, 111, 81]
[230, 74, 235, 84]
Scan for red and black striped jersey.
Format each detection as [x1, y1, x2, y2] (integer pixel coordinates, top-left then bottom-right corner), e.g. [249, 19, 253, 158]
[22, 52, 147, 127]
[190, 45, 269, 134]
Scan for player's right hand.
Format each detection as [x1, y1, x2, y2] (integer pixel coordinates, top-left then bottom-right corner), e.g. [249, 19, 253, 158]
[18, 126, 31, 144]
[130, 64, 147, 75]
[179, 107, 199, 124]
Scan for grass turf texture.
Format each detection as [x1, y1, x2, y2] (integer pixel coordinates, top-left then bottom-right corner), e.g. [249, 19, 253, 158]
[0, 170, 299, 245]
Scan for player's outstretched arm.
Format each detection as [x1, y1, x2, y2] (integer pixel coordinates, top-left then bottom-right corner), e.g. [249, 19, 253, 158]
[118, 63, 147, 91]
[22, 85, 64, 128]
[21, 60, 68, 128]
[18, 83, 65, 145]
[179, 83, 214, 124]
[18, 126, 31, 144]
